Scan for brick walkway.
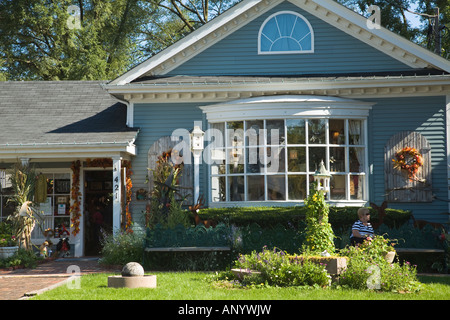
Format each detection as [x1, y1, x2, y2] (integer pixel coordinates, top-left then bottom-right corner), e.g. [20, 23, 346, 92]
[0, 257, 120, 300]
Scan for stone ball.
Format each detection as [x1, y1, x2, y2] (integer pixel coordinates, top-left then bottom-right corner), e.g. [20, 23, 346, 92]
[121, 262, 145, 277]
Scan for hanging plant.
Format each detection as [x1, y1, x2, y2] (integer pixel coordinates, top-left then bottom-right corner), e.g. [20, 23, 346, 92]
[392, 147, 424, 181]
[70, 160, 82, 236]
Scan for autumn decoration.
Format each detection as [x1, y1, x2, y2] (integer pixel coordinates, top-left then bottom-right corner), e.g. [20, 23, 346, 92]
[392, 147, 424, 181]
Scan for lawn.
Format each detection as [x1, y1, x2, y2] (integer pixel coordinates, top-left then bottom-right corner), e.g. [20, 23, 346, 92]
[31, 272, 450, 301]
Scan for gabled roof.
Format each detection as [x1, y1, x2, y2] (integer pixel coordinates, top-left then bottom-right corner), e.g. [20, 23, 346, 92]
[109, 0, 450, 86]
[0, 81, 139, 159]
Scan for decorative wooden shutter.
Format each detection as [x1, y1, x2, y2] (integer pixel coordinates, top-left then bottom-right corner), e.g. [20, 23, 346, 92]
[384, 131, 432, 202]
[148, 136, 193, 205]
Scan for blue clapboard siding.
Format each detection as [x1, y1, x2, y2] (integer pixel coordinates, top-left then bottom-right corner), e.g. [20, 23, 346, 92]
[131, 103, 205, 231]
[367, 96, 448, 223]
[167, 1, 413, 76]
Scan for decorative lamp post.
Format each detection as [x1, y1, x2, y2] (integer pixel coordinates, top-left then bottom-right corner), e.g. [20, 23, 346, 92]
[190, 123, 204, 205]
[313, 160, 331, 193]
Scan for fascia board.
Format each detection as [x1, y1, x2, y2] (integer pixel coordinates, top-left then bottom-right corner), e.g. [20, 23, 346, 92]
[0, 143, 137, 159]
[105, 75, 450, 94]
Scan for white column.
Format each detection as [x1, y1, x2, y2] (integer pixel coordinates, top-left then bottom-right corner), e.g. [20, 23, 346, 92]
[193, 150, 201, 205]
[446, 95, 450, 225]
[112, 157, 122, 234]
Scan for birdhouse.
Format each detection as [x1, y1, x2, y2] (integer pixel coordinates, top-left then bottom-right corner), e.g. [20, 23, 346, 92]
[190, 125, 205, 154]
[314, 160, 331, 192]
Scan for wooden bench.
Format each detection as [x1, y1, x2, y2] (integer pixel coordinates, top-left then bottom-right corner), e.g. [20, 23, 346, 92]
[144, 246, 231, 253]
[395, 248, 445, 254]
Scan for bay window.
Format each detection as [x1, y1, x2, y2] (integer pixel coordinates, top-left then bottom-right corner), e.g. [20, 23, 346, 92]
[201, 95, 373, 205]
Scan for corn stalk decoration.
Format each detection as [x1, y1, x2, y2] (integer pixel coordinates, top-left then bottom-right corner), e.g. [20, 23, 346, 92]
[7, 163, 40, 250]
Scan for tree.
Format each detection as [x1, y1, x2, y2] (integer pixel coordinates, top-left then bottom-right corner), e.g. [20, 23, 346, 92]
[138, 0, 240, 57]
[337, 0, 449, 59]
[0, 0, 148, 80]
[416, 0, 450, 58]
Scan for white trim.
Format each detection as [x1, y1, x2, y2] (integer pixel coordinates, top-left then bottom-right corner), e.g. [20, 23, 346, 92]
[0, 142, 137, 160]
[446, 94, 450, 223]
[105, 75, 450, 103]
[200, 95, 374, 122]
[207, 200, 367, 208]
[257, 10, 314, 54]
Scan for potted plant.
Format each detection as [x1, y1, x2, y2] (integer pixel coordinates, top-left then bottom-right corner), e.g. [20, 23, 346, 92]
[357, 234, 397, 263]
[0, 222, 18, 259]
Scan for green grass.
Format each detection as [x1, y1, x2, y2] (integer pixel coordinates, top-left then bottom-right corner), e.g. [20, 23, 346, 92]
[31, 272, 450, 300]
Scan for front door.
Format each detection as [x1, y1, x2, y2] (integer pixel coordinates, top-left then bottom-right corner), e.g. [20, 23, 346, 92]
[84, 170, 113, 256]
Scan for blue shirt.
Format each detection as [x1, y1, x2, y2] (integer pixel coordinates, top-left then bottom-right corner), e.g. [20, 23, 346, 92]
[350, 220, 374, 238]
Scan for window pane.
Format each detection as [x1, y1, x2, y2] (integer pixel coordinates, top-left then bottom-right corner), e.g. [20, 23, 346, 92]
[246, 147, 264, 173]
[288, 175, 306, 200]
[228, 148, 244, 174]
[266, 120, 285, 145]
[227, 121, 244, 147]
[330, 175, 346, 200]
[1, 196, 15, 219]
[349, 147, 365, 172]
[329, 119, 345, 144]
[330, 147, 345, 172]
[309, 147, 326, 172]
[267, 175, 286, 200]
[267, 147, 285, 173]
[349, 120, 363, 145]
[288, 147, 306, 172]
[211, 176, 226, 202]
[246, 120, 264, 146]
[247, 176, 265, 201]
[54, 174, 70, 194]
[286, 119, 305, 144]
[229, 176, 244, 201]
[210, 151, 226, 175]
[308, 119, 326, 144]
[350, 175, 364, 200]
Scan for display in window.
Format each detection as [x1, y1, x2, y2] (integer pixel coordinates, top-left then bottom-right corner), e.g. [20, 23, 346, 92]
[39, 197, 52, 216]
[55, 179, 70, 194]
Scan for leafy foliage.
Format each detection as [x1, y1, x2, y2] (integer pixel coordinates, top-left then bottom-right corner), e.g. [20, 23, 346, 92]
[233, 247, 331, 287]
[303, 190, 335, 254]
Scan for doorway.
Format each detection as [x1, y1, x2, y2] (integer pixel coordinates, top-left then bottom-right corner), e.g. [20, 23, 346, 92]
[84, 170, 113, 256]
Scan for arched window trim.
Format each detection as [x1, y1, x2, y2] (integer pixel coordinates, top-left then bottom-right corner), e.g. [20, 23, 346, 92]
[258, 10, 315, 55]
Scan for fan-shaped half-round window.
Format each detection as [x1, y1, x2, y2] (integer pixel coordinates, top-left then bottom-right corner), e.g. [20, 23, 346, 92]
[258, 11, 314, 54]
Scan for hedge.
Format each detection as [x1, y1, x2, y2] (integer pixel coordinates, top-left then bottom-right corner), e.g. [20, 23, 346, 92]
[198, 206, 411, 231]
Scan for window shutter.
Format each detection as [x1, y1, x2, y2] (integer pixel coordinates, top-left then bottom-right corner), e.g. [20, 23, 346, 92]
[384, 131, 432, 202]
[148, 136, 193, 205]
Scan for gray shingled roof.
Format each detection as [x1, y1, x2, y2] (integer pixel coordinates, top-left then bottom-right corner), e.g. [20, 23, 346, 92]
[0, 81, 138, 146]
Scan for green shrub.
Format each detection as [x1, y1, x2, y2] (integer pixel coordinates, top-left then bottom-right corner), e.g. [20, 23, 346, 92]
[0, 248, 41, 269]
[199, 206, 411, 231]
[339, 236, 422, 292]
[304, 190, 335, 254]
[233, 247, 331, 287]
[99, 231, 144, 266]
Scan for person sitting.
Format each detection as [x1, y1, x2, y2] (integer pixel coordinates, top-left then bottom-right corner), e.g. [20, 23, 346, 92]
[350, 207, 374, 246]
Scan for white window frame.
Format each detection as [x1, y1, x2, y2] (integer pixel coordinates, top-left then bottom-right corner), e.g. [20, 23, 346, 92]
[258, 11, 315, 55]
[200, 95, 374, 207]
